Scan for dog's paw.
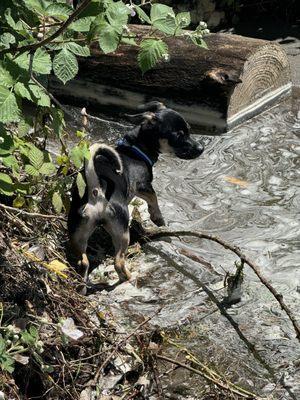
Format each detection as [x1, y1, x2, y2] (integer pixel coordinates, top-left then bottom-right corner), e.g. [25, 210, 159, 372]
[118, 269, 132, 283]
[152, 217, 166, 227]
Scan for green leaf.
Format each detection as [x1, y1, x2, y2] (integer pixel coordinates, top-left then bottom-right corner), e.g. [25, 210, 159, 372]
[98, 24, 119, 54]
[53, 49, 78, 84]
[176, 12, 191, 28]
[150, 4, 175, 22]
[0, 352, 15, 373]
[69, 16, 94, 32]
[88, 14, 106, 42]
[50, 107, 65, 138]
[39, 162, 56, 176]
[152, 14, 177, 35]
[138, 39, 169, 74]
[29, 83, 51, 107]
[0, 131, 14, 156]
[135, 6, 151, 24]
[106, 1, 130, 29]
[2, 155, 18, 170]
[0, 33, 16, 49]
[23, 0, 46, 15]
[14, 81, 50, 106]
[32, 48, 52, 74]
[5, 8, 24, 31]
[25, 164, 39, 176]
[70, 145, 84, 168]
[45, 2, 72, 20]
[121, 36, 137, 46]
[13, 195, 25, 208]
[150, 3, 176, 35]
[0, 172, 14, 196]
[52, 191, 63, 213]
[15, 181, 31, 194]
[28, 146, 44, 169]
[0, 63, 15, 88]
[76, 172, 86, 198]
[17, 118, 32, 137]
[14, 82, 32, 101]
[190, 36, 208, 49]
[0, 85, 20, 123]
[65, 42, 90, 57]
[13, 49, 52, 75]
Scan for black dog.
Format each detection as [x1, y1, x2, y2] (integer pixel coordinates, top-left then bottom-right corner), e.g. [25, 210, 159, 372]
[68, 102, 203, 283]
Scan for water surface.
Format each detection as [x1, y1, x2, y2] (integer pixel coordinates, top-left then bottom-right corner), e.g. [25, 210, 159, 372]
[65, 97, 300, 399]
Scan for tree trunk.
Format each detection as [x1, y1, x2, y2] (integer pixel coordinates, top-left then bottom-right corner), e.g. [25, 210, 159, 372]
[50, 25, 291, 133]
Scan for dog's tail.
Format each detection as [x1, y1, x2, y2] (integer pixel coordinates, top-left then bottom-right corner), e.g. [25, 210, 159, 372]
[84, 143, 123, 200]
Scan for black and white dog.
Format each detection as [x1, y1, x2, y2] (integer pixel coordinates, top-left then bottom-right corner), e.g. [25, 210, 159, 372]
[68, 102, 203, 283]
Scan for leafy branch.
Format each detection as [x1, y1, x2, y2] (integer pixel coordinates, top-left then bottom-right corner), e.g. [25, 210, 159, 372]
[0, 0, 92, 56]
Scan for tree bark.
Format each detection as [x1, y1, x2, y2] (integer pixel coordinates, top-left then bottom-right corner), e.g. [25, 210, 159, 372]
[50, 25, 291, 133]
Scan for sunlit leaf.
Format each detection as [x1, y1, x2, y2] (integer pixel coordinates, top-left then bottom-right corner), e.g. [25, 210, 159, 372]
[138, 39, 169, 74]
[47, 259, 68, 278]
[28, 146, 44, 169]
[0, 85, 20, 123]
[53, 49, 78, 84]
[0, 172, 14, 196]
[52, 191, 63, 213]
[76, 172, 86, 198]
[98, 23, 119, 54]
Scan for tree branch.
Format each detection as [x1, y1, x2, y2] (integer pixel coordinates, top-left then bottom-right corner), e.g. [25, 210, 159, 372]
[0, 203, 66, 221]
[0, 0, 92, 56]
[147, 229, 300, 343]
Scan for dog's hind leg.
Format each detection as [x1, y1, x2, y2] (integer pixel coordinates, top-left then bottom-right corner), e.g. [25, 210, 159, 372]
[137, 187, 165, 227]
[69, 217, 96, 284]
[104, 213, 131, 283]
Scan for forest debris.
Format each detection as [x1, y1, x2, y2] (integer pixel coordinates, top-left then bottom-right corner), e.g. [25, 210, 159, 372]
[60, 317, 84, 341]
[148, 228, 300, 342]
[223, 176, 249, 187]
[222, 260, 244, 306]
[157, 354, 257, 399]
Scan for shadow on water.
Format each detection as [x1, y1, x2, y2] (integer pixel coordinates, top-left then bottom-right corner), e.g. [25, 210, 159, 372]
[61, 95, 300, 399]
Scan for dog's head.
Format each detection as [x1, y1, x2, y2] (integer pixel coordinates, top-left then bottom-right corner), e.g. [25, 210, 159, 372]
[124, 102, 203, 160]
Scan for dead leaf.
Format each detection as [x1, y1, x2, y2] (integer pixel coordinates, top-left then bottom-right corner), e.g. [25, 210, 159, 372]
[13, 354, 29, 365]
[61, 317, 84, 341]
[223, 176, 249, 188]
[47, 260, 68, 279]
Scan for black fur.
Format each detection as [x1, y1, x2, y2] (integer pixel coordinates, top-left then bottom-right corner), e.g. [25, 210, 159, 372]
[68, 103, 204, 284]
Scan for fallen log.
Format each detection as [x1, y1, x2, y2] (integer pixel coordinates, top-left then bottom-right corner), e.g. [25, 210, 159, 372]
[50, 25, 291, 133]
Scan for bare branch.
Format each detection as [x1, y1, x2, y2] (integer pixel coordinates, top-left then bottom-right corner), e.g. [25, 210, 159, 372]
[0, 203, 66, 221]
[148, 229, 300, 342]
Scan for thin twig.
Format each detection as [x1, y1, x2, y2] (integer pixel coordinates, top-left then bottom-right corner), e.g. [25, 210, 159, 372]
[91, 307, 162, 386]
[157, 354, 256, 399]
[0, 0, 92, 56]
[148, 229, 300, 342]
[146, 242, 297, 400]
[0, 203, 66, 221]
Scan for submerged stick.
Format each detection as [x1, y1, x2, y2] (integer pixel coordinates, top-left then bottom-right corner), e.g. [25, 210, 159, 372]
[148, 229, 300, 342]
[157, 354, 257, 399]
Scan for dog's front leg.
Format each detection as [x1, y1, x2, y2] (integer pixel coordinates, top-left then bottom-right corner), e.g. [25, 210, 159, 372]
[137, 186, 165, 227]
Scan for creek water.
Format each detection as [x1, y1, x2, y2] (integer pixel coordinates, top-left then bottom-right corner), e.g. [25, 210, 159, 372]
[63, 95, 300, 399]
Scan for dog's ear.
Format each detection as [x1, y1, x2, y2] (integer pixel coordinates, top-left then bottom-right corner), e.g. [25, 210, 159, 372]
[124, 111, 157, 125]
[137, 101, 166, 112]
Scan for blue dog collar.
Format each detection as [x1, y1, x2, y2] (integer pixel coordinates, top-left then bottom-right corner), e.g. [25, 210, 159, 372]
[116, 138, 154, 167]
